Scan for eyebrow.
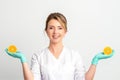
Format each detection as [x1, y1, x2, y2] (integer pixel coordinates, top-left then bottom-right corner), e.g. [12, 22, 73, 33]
[48, 25, 62, 27]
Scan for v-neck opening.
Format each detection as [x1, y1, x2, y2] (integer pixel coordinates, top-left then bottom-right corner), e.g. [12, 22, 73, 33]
[47, 46, 65, 61]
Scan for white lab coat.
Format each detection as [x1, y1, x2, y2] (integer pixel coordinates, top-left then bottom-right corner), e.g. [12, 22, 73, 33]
[31, 46, 85, 80]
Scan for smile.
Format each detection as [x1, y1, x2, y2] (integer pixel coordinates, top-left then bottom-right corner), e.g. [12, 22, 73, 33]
[52, 35, 60, 39]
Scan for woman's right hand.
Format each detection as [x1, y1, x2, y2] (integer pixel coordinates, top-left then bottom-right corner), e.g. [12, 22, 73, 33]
[5, 48, 27, 63]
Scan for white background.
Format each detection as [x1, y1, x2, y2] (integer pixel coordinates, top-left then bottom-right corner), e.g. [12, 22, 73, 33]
[0, 0, 120, 80]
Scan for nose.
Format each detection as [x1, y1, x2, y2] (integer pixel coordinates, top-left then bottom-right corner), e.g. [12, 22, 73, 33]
[53, 28, 58, 34]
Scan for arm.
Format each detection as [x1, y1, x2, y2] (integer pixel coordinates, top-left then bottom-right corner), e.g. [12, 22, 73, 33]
[85, 65, 96, 80]
[5, 49, 34, 80]
[22, 63, 34, 80]
[85, 50, 115, 80]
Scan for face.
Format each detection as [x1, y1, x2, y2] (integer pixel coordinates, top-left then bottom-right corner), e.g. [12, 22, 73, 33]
[46, 19, 66, 44]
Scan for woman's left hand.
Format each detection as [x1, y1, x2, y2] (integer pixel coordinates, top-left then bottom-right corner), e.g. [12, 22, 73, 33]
[91, 50, 115, 65]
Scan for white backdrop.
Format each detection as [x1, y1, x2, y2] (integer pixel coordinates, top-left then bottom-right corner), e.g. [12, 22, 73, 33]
[0, 0, 120, 80]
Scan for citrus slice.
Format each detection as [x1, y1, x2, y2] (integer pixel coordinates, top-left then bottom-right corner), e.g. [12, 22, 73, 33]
[103, 46, 112, 55]
[8, 45, 17, 53]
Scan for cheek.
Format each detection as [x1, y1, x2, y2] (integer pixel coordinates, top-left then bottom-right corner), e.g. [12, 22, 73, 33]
[45, 31, 49, 37]
[61, 32, 66, 37]
[46, 31, 52, 38]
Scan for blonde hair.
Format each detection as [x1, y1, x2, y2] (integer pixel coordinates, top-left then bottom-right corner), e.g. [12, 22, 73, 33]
[45, 12, 67, 31]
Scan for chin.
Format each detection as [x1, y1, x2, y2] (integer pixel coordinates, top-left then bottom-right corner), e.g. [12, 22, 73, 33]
[51, 40, 62, 44]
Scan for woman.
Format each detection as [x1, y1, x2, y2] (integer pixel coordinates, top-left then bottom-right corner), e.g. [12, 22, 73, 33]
[5, 12, 114, 80]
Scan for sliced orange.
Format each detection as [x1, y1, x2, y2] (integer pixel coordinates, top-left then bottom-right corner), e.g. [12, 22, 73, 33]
[8, 45, 17, 53]
[103, 46, 112, 55]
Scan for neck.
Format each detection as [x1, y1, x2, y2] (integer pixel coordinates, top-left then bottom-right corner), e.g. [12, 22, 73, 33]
[48, 42, 64, 54]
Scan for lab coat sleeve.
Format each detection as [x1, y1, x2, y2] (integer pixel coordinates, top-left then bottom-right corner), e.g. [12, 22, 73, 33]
[30, 53, 41, 80]
[74, 52, 85, 80]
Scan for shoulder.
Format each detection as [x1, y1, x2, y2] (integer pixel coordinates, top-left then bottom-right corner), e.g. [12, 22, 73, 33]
[64, 46, 83, 59]
[64, 46, 81, 56]
[31, 47, 48, 59]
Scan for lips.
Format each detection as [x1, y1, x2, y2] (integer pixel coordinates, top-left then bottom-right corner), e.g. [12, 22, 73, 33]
[52, 35, 60, 39]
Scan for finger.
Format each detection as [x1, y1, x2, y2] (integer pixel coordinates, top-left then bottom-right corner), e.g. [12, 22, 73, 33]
[16, 51, 21, 53]
[5, 48, 8, 52]
[5, 48, 10, 55]
[112, 50, 115, 54]
[109, 50, 115, 57]
[5, 48, 14, 56]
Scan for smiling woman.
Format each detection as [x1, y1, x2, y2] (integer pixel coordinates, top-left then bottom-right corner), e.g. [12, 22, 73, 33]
[5, 12, 115, 80]
[46, 19, 66, 45]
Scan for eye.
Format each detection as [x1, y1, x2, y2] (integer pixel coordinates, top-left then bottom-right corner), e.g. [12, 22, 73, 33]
[49, 27, 53, 29]
[59, 27, 63, 29]
[48, 26, 53, 29]
[58, 26, 63, 30]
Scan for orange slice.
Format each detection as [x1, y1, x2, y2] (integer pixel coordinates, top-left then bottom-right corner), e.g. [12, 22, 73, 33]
[8, 45, 17, 53]
[103, 46, 112, 55]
